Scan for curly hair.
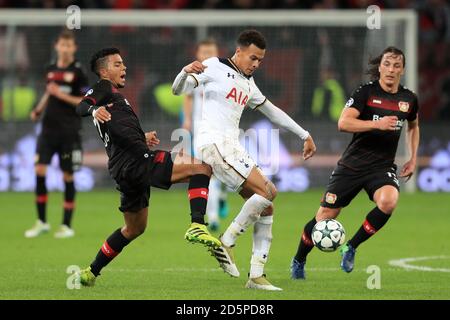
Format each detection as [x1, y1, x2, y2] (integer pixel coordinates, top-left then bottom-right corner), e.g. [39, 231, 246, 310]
[366, 46, 405, 81]
[237, 29, 266, 50]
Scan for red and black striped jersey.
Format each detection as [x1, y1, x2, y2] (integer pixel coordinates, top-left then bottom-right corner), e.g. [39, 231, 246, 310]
[78, 79, 150, 181]
[42, 60, 88, 134]
[338, 81, 419, 171]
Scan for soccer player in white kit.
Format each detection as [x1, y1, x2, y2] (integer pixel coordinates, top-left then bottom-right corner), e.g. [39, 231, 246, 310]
[182, 39, 228, 232]
[173, 30, 317, 291]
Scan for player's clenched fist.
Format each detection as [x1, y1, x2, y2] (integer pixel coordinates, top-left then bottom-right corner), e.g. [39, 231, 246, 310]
[145, 131, 160, 148]
[183, 61, 208, 74]
[30, 109, 41, 122]
[93, 103, 112, 123]
[376, 115, 398, 131]
[302, 135, 317, 160]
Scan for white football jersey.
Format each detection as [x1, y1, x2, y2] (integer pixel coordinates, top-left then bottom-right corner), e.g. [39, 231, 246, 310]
[190, 57, 267, 149]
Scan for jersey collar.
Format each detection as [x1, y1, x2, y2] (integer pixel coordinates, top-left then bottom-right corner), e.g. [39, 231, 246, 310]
[219, 57, 252, 79]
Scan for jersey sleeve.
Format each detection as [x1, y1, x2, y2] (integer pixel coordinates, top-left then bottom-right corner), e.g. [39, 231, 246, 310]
[76, 80, 113, 116]
[82, 79, 112, 106]
[189, 57, 216, 87]
[345, 84, 368, 113]
[407, 94, 419, 122]
[246, 81, 267, 110]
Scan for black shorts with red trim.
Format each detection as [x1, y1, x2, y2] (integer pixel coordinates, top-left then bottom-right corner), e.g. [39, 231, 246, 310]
[116, 150, 174, 213]
[320, 164, 400, 209]
[35, 131, 82, 173]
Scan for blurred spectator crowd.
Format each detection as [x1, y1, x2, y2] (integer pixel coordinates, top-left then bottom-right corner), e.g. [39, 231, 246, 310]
[0, 0, 449, 120]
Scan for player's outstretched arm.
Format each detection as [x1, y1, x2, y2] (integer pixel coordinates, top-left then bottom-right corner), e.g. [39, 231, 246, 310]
[182, 95, 193, 131]
[30, 92, 50, 121]
[76, 99, 97, 117]
[257, 100, 310, 139]
[338, 107, 398, 133]
[172, 61, 207, 95]
[76, 100, 111, 124]
[257, 100, 316, 160]
[46, 82, 83, 107]
[76, 80, 112, 120]
[400, 118, 420, 181]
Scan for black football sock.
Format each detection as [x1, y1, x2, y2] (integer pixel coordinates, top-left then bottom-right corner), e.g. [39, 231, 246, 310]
[294, 217, 317, 263]
[188, 174, 210, 225]
[348, 206, 391, 249]
[90, 228, 131, 276]
[36, 176, 47, 223]
[63, 181, 75, 228]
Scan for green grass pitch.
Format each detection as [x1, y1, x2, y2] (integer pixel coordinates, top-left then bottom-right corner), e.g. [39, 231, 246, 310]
[1, 190, 449, 300]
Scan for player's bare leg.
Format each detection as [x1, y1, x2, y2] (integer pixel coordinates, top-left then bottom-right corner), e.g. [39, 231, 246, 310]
[25, 164, 50, 238]
[341, 185, 398, 273]
[170, 152, 221, 249]
[54, 171, 76, 238]
[291, 206, 341, 279]
[170, 151, 211, 183]
[122, 208, 149, 239]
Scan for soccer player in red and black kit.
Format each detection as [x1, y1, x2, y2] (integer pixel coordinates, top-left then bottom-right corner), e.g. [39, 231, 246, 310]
[75, 48, 221, 286]
[25, 30, 89, 239]
[291, 46, 420, 279]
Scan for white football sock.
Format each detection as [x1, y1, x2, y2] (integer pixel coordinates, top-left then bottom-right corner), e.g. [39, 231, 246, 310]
[206, 176, 220, 225]
[250, 215, 273, 279]
[221, 194, 271, 247]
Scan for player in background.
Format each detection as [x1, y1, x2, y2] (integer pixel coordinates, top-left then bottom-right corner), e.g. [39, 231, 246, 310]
[173, 30, 317, 291]
[291, 47, 420, 279]
[25, 30, 89, 239]
[75, 48, 221, 286]
[182, 39, 228, 232]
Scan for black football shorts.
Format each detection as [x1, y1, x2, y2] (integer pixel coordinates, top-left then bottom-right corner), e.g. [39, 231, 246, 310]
[35, 132, 82, 173]
[116, 150, 174, 213]
[320, 164, 400, 209]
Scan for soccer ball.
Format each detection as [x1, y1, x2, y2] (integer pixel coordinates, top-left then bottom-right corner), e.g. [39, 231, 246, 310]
[311, 219, 346, 252]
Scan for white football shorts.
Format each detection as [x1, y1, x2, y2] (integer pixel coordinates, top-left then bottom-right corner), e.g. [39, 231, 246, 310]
[198, 141, 256, 191]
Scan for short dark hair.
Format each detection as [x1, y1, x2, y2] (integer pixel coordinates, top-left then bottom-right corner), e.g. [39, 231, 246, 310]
[366, 46, 405, 80]
[237, 29, 266, 50]
[90, 47, 121, 77]
[56, 29, 76, 44]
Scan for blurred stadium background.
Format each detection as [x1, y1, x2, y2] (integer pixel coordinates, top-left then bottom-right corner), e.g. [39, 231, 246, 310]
[0, 1, 449, 195]
[0, 1, 449, 301]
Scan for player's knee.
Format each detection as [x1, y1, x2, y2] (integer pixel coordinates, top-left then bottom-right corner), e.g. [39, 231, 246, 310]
[192, 163, 212, 177]
[124, 223, 147, 239]
[377, 197, 397, 214]
[264, 182, 277, 201]
[201, 163, 212, 177]
[129, 227, 146, 239]
[63, 172, 74, 182]
[35, 165, 46, 177]
[316, 207, 340, 220]
[261, 204, 274, 216]
[377, 201, 396, 214]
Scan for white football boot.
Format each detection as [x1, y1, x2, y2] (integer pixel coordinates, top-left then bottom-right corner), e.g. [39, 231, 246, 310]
[245, 275, 283, 291]
[209, 243, 240, 277]
[54, 225, 75, 238]
[25, 220, 50, 238]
